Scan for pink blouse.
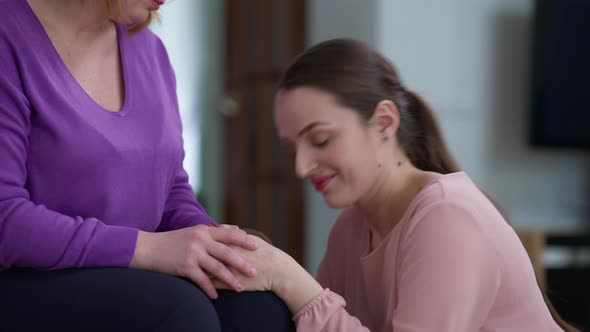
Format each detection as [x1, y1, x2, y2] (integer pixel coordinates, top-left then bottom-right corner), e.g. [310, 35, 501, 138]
[294, 172, 562, 331]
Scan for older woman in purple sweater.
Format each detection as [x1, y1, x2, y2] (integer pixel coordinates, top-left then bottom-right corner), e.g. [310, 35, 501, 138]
[0, 0, 293, 330]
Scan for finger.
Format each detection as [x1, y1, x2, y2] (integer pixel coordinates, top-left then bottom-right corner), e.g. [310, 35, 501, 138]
[210, 277, 233, 290]
[208, 241, 257, 277]
[200, 254, 244, 293]
[219, 224, 240, 230]
[243, 228, 272, 244]
[210, 226, 258, 250]
[188, 267, 218, 299]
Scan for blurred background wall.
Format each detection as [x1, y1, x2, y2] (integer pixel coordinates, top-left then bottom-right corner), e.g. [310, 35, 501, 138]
[151, 0, 224, 222]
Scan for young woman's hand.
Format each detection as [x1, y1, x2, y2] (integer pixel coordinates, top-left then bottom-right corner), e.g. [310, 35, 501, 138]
[211, 236, 324, 313]
[130, 224, 259, 299]
[211, 235, 283, 292]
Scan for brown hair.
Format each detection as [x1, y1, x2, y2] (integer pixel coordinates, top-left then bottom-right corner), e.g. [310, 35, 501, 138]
[277, 39, 459, 174]
[277, 38, 577, 331]
[104, 0, 158, 34]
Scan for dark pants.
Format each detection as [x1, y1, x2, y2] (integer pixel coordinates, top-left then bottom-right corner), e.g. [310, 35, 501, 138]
[0, 268, 294, 332]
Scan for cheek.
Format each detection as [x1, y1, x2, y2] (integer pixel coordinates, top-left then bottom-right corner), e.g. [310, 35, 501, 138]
[338, 137, 378, 174]
[319, 144, 377, 208]
[330, 140, 377, 188]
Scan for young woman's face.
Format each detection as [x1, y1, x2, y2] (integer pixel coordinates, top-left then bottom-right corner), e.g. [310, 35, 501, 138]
[111, 0, 163, 25]
[274, 87, 383, 208]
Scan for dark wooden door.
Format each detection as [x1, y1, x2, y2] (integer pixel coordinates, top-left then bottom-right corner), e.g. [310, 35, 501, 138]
[222, 0, 306, 263]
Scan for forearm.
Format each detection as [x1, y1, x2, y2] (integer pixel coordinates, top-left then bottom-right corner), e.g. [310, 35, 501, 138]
[0, 198, 137, 270]
[273, 258, 370, 331]
[130, 230, 154, 270]
[273, 254, 324, 314]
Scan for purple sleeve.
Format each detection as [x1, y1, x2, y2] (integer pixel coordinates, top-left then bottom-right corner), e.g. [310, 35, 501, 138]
[157, 166, 216, 232]
[0, 63, 138, 270]
[153, 50, 216, 232]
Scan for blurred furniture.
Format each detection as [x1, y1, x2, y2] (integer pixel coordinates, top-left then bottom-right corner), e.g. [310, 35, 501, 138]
[222, 0, 306, 263]
[517, 230, 547, 286]
[517, 229, 590, 330]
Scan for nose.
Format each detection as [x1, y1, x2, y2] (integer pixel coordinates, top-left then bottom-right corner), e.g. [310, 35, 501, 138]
[294, 148, 316, 179]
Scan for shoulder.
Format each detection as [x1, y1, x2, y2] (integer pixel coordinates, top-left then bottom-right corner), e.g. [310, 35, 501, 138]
[0, 0, 41, 86]
[401, 172, 508, 255]
[120, 26, 175, 84]
[0, 0, 38, 50]
[0, 0, 32, 66]
[0, 0, 28, 30]
[122, 26, 170, 64]
[126, 26, 166, 50]
[408, 172, 503, 225]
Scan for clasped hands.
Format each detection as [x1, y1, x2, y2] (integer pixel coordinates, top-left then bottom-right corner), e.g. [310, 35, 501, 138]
[131, 223, 289, 299]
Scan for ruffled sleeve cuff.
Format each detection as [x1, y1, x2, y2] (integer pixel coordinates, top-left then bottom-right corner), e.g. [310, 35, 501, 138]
[293, 288, 346, 323]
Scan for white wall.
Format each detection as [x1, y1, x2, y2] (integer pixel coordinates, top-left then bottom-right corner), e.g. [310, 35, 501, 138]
[305, 0, 590, 274]
[377, 0, 589, 230]
[150, 1, 224, 220]
[308, 0, 378, 46]
[150, 2, 202, 192]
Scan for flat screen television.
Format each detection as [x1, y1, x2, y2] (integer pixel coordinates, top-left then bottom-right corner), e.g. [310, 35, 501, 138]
[530, 0, 590, 148]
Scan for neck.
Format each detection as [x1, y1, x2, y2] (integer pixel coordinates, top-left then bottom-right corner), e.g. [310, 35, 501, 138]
[27, 0, 111, 38]
[356, 159, 441, 249]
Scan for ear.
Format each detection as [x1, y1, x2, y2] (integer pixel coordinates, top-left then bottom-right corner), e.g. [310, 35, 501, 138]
[368, 100, 400, 139]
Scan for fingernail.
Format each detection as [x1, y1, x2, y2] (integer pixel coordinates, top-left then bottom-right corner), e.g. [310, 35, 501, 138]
[249, 239, 258, 248]
[237, 284, 245, 292]
[249, 267, 257, 276]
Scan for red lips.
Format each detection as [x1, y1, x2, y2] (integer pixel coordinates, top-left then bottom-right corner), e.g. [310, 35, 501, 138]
[311, 175, 335, 191]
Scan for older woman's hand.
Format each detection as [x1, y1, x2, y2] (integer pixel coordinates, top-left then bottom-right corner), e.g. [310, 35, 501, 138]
[130, 224, 259, 299]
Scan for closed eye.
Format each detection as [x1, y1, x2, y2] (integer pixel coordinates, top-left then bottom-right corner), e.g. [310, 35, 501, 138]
[312, 138, 330, 148]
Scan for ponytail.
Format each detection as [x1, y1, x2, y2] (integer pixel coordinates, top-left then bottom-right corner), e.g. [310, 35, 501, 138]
[399, 90, 460, 174]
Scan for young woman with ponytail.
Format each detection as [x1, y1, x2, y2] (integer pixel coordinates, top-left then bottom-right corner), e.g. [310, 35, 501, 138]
[214, 38, 575, 331]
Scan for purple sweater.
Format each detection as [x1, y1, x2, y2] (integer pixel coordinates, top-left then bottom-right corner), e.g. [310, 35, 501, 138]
[0, 0, 214, 270]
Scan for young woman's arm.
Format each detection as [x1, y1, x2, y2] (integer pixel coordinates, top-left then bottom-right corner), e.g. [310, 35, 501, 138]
[212, 236, 372, 331]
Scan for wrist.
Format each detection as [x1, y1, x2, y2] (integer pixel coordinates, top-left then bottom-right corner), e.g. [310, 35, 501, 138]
[130, 230, 153, 270]
[273, 254, 324, 314]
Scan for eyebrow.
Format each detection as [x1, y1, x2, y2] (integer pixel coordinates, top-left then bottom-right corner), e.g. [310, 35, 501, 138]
[298, 121, 328, 137]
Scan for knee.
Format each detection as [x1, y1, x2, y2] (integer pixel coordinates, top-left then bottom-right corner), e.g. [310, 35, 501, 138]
[151, 276, 221, 332]
[213, 290, 294, 332]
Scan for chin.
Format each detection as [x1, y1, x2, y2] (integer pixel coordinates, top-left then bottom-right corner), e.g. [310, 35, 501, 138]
[323, 193, 354, 209]
[133, 13, 150, 24]
[119, 12, 150, 25]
